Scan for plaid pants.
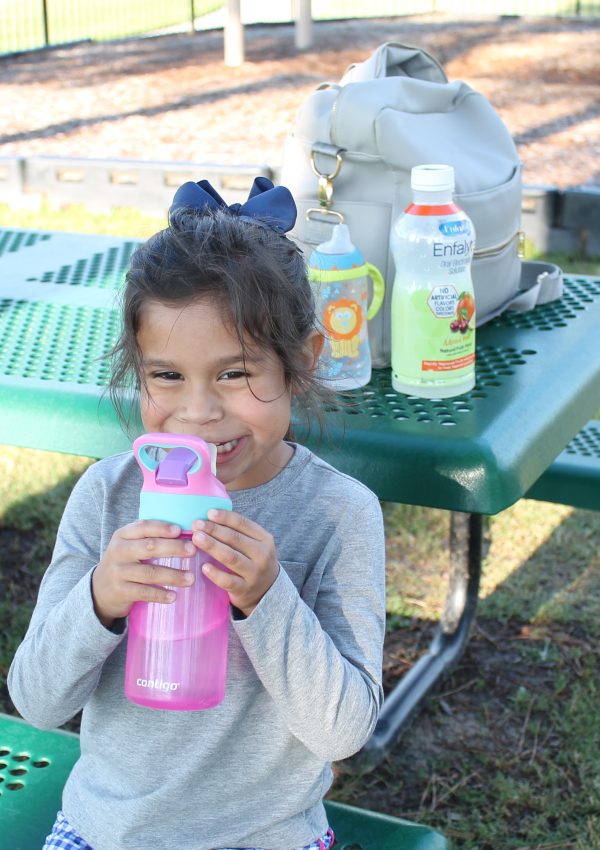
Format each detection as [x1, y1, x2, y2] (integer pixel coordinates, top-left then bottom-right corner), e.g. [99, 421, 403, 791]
[43, 811, 336, 850]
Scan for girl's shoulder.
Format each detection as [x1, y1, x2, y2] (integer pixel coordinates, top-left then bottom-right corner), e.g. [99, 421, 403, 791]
[291, 443, 380, 510]
[82, 449, 137, 481]
[74, 450, 139, 502]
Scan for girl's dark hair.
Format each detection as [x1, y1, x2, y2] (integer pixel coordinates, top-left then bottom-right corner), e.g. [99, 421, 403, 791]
[109, 207, 329, 434]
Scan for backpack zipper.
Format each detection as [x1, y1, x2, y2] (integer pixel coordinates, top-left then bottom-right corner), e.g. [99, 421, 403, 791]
[474, 230, 525, 261]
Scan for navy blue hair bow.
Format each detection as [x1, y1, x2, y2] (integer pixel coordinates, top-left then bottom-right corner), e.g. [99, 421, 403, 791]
[169, 176, 296, 234]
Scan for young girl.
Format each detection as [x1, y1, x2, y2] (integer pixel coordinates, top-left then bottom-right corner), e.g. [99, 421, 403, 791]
[8, 177, 386, 850]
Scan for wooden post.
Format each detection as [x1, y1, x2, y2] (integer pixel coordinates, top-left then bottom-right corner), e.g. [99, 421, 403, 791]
[294, 0, 313, 51]
[224, 0, 244, 67]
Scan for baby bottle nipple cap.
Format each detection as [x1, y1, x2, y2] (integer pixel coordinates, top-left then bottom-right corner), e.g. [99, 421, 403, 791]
[316, 223, 356, 255]
[310, 223, 364, 274]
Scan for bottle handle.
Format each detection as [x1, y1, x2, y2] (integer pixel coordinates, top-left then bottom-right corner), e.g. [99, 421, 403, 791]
[366, 263, 385, 320]
[133, 433, 212, 490]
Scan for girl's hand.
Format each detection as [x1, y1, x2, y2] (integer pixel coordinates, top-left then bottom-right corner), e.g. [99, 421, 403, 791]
[191, 511, 279, 617]
[91, 520, 197, 628]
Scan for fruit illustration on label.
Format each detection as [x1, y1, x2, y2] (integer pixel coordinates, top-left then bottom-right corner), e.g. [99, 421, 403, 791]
[450, 291, 475, 334]
[457, 291, 475, 321]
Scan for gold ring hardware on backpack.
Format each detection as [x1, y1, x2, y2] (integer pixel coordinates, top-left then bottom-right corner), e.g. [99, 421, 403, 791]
[309, 150, 343, 208]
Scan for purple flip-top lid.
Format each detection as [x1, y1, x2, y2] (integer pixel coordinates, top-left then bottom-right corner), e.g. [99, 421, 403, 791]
[155, 447, 197, 487]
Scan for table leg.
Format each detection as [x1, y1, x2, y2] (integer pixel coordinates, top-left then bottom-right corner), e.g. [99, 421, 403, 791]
[353, 512, 484, 770]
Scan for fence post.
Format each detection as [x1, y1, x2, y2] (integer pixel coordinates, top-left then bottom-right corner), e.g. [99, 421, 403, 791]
[190, 0, 196, 32]
[41, 0, 50, 46]
[224, 0, 244, 66]
[294, 0, 313, 50]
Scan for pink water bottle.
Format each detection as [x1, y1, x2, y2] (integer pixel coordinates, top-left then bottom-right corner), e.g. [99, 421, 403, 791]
[124, 433, 232, 711]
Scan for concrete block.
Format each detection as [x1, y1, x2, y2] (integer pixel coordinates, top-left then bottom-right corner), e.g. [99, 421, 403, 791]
[521, 185, 559, 253]
[522, 185, 600, 256]
[559, 189, 600, 255]
[0, 157, 38, 209]
[23, 156, 274, 215]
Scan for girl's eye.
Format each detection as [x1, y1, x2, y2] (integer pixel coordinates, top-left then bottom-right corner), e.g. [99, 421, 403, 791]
[220, 369, 249, 381]
[152, 371, 182, 381]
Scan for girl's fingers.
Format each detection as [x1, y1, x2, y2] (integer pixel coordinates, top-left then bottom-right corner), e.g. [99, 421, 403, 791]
[198, 510, 266, 542]
[191, 512, 272, 563]
[120, 534, 197, 564]
[131, 583, 178, 605]
[118, 519, 183, 541]
[128, 561, 197, 589]
[193, 532, 251, 575]
[201, 561, 244, 593]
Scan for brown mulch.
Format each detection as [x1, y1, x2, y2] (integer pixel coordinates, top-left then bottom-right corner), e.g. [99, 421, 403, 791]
[0, 14, 599, 189]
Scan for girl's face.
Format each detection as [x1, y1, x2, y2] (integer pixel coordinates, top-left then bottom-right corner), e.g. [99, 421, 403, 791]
[136, 298, 296, 491]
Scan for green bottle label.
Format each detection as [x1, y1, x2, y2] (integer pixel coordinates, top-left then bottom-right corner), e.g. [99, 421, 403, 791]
[392, 283, 475, 385]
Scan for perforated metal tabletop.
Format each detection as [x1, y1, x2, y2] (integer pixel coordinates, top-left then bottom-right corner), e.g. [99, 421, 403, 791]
[299, 274, 600, 513]
[1, 227, 599, 515]
[0, 228, 136, 458]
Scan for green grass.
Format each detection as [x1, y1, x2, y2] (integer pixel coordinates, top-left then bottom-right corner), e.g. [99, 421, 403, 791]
[526, 242, 600, 277]
[0, 201, 165, 240]
[0, 1, 225, 53]
[0, 203, 599, 847]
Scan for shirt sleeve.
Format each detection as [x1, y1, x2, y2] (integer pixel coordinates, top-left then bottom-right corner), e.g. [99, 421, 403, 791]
[7, 467, 126, 730]
[232, 491, 386, 762]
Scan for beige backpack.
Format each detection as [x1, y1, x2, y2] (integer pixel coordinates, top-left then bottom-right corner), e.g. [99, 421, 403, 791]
[281, 42, 562, 367]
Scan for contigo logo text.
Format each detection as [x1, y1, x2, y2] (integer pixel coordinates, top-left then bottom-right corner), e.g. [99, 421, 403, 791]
[136, 678, 179, 693]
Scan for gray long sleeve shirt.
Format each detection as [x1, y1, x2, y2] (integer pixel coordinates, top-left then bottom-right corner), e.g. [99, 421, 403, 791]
[8, 443, 386, 850]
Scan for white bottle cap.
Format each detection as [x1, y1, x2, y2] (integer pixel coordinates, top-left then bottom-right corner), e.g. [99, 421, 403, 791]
[411, 164, 455, 192]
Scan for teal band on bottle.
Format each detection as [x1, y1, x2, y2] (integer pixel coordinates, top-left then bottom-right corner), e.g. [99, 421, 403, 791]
[139, 492, 232, 531]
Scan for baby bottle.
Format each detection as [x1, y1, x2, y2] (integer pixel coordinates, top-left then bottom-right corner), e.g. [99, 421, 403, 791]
[308, 223, 384, 390]
[124, 433, 232, 711]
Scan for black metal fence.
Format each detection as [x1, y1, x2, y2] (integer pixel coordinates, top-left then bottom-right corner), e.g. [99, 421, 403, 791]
[1, 1, 223, 54]
[1, 0, 598, 57]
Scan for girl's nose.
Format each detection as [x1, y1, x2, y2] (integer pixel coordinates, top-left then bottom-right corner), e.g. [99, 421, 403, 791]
[179, 387, 223, 425]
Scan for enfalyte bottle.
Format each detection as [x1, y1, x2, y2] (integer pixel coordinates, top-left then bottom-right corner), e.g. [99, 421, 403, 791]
[390, 164, 476, 399]
[308, 223, 384, 390]
[124, 433, 232, 711]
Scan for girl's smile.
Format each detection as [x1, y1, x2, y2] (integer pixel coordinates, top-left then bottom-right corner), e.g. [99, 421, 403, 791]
[214, 436, 245, 463]
[137, 298, 295, 491]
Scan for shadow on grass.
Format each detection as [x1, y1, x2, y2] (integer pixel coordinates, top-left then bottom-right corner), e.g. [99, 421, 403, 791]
[479, 503, 600, 636]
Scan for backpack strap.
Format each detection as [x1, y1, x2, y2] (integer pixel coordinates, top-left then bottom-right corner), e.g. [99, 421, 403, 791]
[477, 261, 564, 325]
[516, 260, 564, 307]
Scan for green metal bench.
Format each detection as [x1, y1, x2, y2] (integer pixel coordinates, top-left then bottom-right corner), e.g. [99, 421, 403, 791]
[525, 419, 600, 511]
[0, 713, 449, 850]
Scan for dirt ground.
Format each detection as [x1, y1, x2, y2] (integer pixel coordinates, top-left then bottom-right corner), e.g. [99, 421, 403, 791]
[0, 14, 599, 189]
